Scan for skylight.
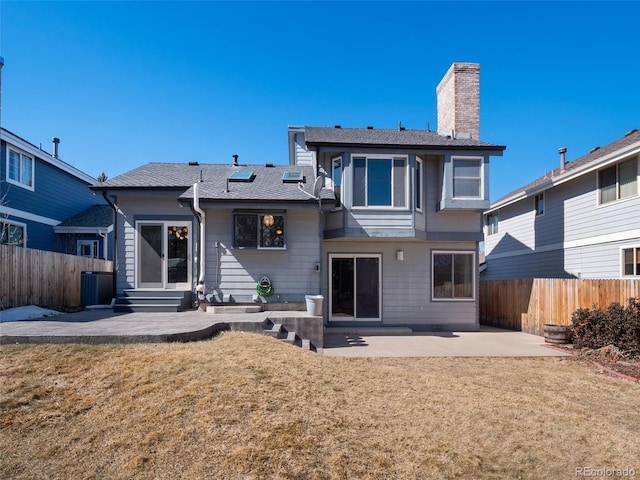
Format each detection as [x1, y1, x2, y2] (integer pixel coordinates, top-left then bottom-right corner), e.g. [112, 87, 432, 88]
[229, 171, 254, 182]
[282, 171, 304, 183]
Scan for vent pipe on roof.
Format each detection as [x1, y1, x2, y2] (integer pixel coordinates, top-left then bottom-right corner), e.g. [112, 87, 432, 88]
[52, 137, 60, 158]
[232, 154, 239, 166]
[558, 147, 567, 171]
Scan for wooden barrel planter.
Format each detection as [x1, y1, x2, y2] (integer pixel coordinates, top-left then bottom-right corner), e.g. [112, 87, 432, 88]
[543, 324, 569, 344]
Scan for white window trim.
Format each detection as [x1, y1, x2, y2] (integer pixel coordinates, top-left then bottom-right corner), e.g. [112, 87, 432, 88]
[597, 156, 639, 207]
[1, 219, 27, 247]
[351, 154, 409, 210]
[77, 239, 99, 258]
[621, 246, 640, 278]
[431, 250, 476, 302]
[6, 147, 35, 191]
[415, 157, 423, 213]
[451, 156, 484, 200]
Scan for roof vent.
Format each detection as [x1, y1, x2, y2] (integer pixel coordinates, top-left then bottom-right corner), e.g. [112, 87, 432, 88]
[398, 121, 405, 131]
[366, 126, 374, 129]
[625, 129, 638, 137]
[52, 137, 60, 158]
[589, 146, 601, 153]
[232, 154, 239, 166]
[265, 163, 274, 168]
[188, 161, 199, 166]
[334, 125, 341, 129]
[558, 147, 567, 171]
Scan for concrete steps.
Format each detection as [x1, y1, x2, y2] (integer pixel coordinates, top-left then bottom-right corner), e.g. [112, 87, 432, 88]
[114, 290, 191, 313]
[206, 305, 263, 314]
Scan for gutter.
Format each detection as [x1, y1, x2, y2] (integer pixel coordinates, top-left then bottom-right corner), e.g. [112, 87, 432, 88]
[101, 191, 120, 302]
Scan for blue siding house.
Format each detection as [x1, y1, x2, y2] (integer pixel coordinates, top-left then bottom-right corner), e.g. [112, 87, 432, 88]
[483, 129, 640, 279]
[0, 128, 113, 259]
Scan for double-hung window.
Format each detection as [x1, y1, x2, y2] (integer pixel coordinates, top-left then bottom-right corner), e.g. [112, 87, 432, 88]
[486, 213, 499, 235]
[623, 247, 640, 276]
[78, 240, 99, 258]
[7, 148, 34, 190]
[452, 157, 482, 198]
[599, 157, 638, 204]
[432, 251, 475, 300]
[352, 156, 407, 208]
[0, 221, 25, 247]
[233, 213, 286, 249]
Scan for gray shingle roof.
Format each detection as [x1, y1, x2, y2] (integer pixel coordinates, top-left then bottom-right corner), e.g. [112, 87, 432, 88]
[93, 163, 335, 203]
[492, 129, 640, 207]
[58, 205, 113, 228]
[304, 126, 505, 150]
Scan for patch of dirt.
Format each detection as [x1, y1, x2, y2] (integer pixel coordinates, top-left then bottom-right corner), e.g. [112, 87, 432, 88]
[553, 344, 640, 382]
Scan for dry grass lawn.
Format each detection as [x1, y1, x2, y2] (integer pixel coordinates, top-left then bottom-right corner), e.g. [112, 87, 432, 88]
[1, 331, 639, 479]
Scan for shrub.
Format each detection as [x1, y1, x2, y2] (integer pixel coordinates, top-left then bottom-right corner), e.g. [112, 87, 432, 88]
[569, 298, 640, 357]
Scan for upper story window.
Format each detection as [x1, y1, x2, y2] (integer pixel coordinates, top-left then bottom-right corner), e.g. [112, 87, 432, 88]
[623, 247, 640, 276]
[332, 156, 342, 204]
[599, 157, 637, 205]
[415, 158, 423, 211]
[535, 193, 545, 216]
[7, 147, 34, 190]
[1, 221, 25, 247]
[486, 213, 499, 235]
[452, 157, 482, 198]
[352, 156, 407, 208]
[233, 212, 286, 249]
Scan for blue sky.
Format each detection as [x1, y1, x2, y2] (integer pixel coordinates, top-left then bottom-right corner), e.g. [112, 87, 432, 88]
[1, 1, 638, 201]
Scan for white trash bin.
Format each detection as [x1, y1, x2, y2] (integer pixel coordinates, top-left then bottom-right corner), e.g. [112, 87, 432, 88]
[305, 295, 324, 316]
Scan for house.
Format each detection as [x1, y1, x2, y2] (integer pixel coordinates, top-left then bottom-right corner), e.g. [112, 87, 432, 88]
[482, 129, 640, 279]
[93, 62, 505, 330]
[0, 128, 113, 258]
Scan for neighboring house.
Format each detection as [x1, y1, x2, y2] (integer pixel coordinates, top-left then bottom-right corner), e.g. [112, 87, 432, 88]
[0, 128, 112, 258]
[483, 129, 640, 279]
[93, 62, 506, 330]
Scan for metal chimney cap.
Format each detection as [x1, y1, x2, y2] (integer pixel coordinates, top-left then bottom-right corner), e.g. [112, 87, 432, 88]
[558, 147, 567, 154]
[52, 137, 60, 143]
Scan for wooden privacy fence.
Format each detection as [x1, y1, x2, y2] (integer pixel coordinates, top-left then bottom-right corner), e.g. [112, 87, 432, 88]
[0, 244, 113, 309]
[480, 278, 640, 336]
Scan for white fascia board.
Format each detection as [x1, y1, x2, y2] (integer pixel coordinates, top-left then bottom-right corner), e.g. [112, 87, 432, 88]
[0, 205, 60, 226]
[53, 225, 113, 234]
[1, 129, 97, 185]
[487, 141, 640, 214]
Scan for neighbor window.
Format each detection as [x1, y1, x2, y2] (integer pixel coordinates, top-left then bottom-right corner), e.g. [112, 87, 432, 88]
[78, 240, 99, 258]
[233, 213, 286, 249]
[599, 157, 637, 204]
[486, 213, 499, 235]
[432, 251, 474, 300]
[7, 148, 34, 190]
[535, 193, 545, 216]
[452, 157, 482, 198]
[352, 156, 407, 207]
[0, 221, 25, 247]
[623, 247, 640, 276]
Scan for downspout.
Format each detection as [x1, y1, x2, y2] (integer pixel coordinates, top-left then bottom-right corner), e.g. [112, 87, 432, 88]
[102, 191, 119, 303]
[193, 180, 206, 303]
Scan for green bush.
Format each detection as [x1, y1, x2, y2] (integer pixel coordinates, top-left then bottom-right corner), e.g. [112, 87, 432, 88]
[569, 298, 640, 357]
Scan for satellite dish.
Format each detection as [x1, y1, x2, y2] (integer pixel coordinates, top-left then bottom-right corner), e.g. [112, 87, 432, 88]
[312, 175, 323, 198]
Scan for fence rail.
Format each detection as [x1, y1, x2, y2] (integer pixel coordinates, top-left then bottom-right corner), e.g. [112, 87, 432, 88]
[480, 278, 640, 336]
[0, 244, 113, 309]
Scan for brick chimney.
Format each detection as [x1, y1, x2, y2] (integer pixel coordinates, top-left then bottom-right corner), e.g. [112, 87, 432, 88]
[436, 62, 480, 139]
